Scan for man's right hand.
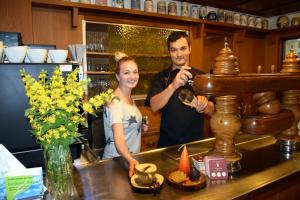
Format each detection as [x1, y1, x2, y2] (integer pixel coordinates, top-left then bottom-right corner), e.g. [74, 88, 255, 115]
[170, 66, 193, 90]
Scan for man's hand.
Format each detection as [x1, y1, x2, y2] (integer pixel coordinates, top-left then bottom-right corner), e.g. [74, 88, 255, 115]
[170, 66, 192, 90]
[195, 96, 209, 113]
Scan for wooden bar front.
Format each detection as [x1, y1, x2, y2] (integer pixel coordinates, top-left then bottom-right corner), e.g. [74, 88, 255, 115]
[73, 135, 300, 200]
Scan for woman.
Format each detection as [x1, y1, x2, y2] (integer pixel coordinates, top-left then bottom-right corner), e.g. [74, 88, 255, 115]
[102, 52, 145, 177]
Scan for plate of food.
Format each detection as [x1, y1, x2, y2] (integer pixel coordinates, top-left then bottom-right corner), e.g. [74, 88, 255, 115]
[166, 168, 206, 191]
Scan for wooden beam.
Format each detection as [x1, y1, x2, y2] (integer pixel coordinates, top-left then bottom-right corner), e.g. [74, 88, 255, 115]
[72, 7, 78, 28]
[193, 73, 300, 96]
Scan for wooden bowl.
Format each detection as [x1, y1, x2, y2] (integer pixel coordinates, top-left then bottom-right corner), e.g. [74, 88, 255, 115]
[241, 109, 294, 135]
[166, 169, 206, 191]
[258, 100, 281, 114]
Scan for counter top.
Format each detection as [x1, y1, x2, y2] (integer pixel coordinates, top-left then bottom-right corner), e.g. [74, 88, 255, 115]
[73, 134, 300, 200]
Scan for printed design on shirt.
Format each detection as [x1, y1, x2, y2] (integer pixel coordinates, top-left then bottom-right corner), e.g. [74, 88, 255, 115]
[127, 115, 137, 127]
[106, 137, 114, 145]
[137, 124, 141, 135]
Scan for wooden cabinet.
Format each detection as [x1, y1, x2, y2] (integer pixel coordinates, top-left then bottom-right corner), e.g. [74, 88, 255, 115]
[139, 106, 161, 151]
[141, 132, 159, 151]
[83, 21, 177, 98]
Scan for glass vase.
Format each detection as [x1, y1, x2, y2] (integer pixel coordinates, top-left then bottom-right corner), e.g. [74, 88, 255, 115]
[44, 144, 77, 200]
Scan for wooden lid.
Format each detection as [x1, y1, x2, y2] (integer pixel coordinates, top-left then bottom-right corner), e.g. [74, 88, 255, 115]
[213, 38, 239, 75]
[281, 47, 300, 73]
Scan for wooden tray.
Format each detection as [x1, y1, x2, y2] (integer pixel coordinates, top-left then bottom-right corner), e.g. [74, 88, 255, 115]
[166, 169, 206, 191]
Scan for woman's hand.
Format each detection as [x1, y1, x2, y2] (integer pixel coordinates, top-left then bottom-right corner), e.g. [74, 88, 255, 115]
[128, 158, 139, 178]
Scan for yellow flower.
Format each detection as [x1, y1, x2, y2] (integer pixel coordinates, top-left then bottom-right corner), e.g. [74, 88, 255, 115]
[20, 67, 112, 149]
[82, 103, 94, 114]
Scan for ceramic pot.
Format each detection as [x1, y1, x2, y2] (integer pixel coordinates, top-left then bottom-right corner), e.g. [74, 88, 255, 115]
[207, 11, 217, 21]
[168, 2, 177, 16]
[225, 11, 233, 23]
[181, 2, 189, 17]
[248, 16, 255, 27]
[241, 15, 247, 26]
[262, 19, 269, 29]
[144, 0, 153, 12]
[217, 9, 225, 22]
[199, 6, 207, 19]
[157, 0, 166, 14]
[291, 17, 300, 26]
[131, 0, 140, 10]
[190, 5, 199, 18]
[256, 17, 262, 28]
[233, 13, 240, 25]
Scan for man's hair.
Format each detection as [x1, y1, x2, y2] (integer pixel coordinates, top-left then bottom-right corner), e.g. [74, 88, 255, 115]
[167, 31, 190, 50]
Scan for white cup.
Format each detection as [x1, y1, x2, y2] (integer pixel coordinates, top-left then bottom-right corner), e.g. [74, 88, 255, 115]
[0, 47, 4, 63]
[4, 46, 28, 63]
[48, 49, 68, 63]
[27, 49, 48, 63]
[135, 163, 157, 185]
[0, 42, 4, 63]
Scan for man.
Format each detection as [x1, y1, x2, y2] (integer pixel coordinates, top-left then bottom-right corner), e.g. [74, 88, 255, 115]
[145, 31, 214, 147]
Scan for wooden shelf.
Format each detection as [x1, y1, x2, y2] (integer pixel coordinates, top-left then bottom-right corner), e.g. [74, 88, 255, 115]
[87, 51, 169, 57]
[31, 0, 271, 34]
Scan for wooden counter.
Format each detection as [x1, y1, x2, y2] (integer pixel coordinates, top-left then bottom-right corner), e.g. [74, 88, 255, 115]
[73, 134, 300, 199]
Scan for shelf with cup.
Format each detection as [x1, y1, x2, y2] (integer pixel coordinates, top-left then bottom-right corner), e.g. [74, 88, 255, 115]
[31, 0, 271, 36]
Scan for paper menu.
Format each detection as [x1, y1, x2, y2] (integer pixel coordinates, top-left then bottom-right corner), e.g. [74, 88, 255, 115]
[0, 144, 45, 200]
[0, 144, 26, 173]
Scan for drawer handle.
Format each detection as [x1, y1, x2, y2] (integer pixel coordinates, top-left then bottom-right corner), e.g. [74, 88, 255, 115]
[146, 141, 155, 148]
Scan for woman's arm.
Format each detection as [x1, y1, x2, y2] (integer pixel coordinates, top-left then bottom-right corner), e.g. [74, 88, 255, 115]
[112, 123, 139, 177]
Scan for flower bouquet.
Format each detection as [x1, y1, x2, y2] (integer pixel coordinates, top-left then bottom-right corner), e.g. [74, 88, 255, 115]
[20, 67, 112, 199]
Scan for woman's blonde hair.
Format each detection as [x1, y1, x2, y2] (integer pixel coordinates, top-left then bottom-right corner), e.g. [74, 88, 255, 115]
[114, 51, 136, 74]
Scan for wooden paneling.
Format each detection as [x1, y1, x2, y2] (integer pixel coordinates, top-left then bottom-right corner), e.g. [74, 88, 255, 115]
[238, 36, 267, 73]
[138, 106, 161, 133]
[0, 0, 33, 43]
[32, 7, 82, 49]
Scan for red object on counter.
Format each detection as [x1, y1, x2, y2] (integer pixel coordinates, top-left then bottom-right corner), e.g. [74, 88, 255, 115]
[178, 144, 190, 175]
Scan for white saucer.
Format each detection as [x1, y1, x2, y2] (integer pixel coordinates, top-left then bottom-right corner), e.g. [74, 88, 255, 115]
[130, 173, 164, 189]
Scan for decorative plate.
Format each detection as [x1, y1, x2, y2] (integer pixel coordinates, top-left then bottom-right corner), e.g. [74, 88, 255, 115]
[277, 16, 289, 28]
